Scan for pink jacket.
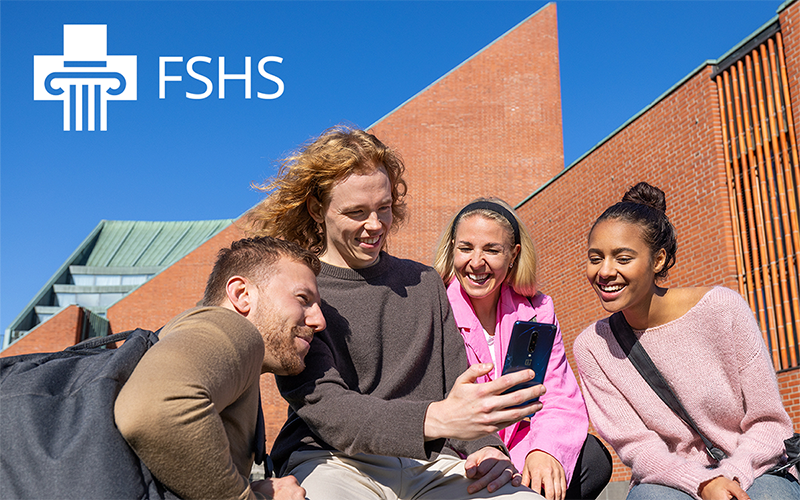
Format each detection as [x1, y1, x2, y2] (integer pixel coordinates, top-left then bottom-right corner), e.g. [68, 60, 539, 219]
[447, 281, 589, 484]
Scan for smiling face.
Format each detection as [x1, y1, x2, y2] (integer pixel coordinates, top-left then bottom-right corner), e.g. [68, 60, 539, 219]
[250, 258, 326, 376]
[453, 214, 520, 307]
[309, 166, 393, 269]
[586, 219, 666, 319]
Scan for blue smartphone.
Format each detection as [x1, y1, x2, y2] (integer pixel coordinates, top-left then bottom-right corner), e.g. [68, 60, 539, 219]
[501, 321, 557, 404]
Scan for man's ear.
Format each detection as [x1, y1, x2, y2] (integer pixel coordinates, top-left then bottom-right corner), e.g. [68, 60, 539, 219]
[225, 276, 252, 315]
[307, 196, 324, 224]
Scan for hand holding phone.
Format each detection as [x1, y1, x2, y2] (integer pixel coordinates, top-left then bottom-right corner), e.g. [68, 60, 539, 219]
[501, 321, 556, 405]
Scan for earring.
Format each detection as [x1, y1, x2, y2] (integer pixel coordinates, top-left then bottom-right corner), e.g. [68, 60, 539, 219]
[509, 262, 514, 269]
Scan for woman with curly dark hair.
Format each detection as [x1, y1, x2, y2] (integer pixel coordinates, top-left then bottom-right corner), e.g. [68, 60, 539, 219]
[574, 182, 799, 500]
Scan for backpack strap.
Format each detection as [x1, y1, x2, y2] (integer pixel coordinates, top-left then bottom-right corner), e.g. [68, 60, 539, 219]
[608, 312, 728, 462]
[67, 327, 163, 351]
[254, 389, 269, 469]
[66, 330, 136, 350]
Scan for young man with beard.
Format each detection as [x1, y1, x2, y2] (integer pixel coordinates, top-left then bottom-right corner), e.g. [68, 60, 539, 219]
[246, 126, 546, 499]
[114, 236, 326, 500]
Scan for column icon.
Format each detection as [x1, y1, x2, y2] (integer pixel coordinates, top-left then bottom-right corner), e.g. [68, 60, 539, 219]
[34, 25, 137, 131]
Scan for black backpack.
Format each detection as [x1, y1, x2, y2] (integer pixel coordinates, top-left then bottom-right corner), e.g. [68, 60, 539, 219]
[0, 328, 181, 500]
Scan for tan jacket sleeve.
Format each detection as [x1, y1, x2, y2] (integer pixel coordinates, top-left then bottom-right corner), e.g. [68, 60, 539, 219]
[115, 307, 266, 500]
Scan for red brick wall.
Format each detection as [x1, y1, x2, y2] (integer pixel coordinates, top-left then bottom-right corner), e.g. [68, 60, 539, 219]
[515, 63, 739, 482]
[779, 368, 800, 425]
[371, 3, 564, 265]
[0, 305, 82, 357]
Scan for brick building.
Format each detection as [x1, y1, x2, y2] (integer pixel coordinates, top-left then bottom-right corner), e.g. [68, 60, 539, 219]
[4, 1, 798, 494]
[511, 0, 800, 485]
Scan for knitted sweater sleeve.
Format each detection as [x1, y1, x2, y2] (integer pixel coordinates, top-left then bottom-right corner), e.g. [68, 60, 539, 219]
[574, 322, 725, 499]
[713, 290, 795, 490]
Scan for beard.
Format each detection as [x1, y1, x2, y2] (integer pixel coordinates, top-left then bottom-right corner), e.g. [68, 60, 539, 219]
[266, 324, 312, 376]
[253, 301, 312, 376]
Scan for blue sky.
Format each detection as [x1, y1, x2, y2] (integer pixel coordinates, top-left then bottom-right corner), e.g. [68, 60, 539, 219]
[0, 0, 782, 340]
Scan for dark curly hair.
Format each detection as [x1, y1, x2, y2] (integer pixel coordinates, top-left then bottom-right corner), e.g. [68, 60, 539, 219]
[590, 182, 677, 280]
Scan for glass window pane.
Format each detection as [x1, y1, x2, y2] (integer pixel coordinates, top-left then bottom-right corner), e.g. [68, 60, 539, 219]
[73, 275, 94, 286]
[96, 275, 121, 286]
[76, 293, 100, 307]
[121, 275, 149, 286]
[57, 293, 76, 306]
[99, 293, 124, 308]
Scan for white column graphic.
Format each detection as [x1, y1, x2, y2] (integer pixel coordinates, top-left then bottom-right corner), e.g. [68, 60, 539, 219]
[34, 25, 137, 131]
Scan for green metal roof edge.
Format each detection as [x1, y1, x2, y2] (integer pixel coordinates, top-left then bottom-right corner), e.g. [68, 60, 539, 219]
[516, 10, 782, 210]
[84, 219, 234, 267]
[91, 218, 234, 313]
[3, 220, 107, 349]
[369, 2, 555, 130]
[3, 218, 235, 351]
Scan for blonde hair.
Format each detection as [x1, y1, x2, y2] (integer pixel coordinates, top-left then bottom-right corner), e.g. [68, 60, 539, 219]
[245, 125, 407, 255]
[433, 197, 538, 297]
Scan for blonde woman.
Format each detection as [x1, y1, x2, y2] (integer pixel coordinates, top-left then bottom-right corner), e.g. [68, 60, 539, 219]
[435, 198, 612, 500]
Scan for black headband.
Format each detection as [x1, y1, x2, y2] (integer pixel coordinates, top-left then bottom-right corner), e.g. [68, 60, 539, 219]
[453, 201, 520, 245]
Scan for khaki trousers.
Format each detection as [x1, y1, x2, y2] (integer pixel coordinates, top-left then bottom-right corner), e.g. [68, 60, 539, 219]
[284, 450, 545, 500]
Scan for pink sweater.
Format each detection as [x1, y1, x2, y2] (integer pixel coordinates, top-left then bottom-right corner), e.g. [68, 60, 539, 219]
[574, 287, 795, 499]
[447, 281, 589, 484]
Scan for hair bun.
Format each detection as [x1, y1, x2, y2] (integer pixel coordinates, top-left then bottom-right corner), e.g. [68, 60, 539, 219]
[622, 182, 667, 212]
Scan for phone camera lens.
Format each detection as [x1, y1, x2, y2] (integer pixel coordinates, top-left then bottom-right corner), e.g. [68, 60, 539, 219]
[527, 330, 538, 352]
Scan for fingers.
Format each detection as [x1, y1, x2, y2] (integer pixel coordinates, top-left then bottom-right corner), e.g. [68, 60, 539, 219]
[557, 475, 567, 500]
[458, 363, 494, 384]
[730, 484, 750, 500]
[486, 463, 518, 494]
[521, 464, 531, 488]
[525, 451, 567, 500]
[273, 476, 306, 500]
[530, 471, 553, 500]
[699, 476, 749, 500]
[466, 458, 515, 494]
[490, 370, 547, 411]
[475, 400, 543, 436]
[490, 368, 536, 393]
[464, 452, 479, 477]
[433, 367, 544, 442]
[547, 468, 566, 500]
[494, 387, 546, 425]
[531, 471, 564, 500]
[251, 476, 307, 500]
[505, 382, 546, 406]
